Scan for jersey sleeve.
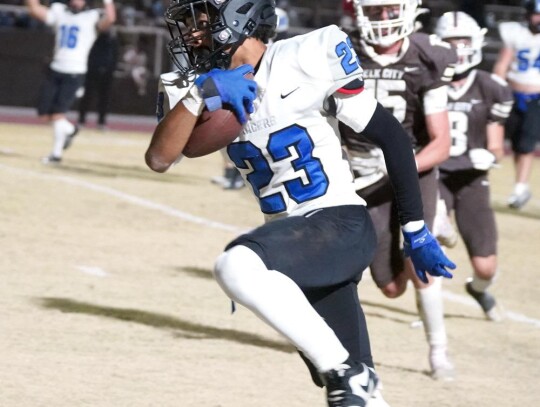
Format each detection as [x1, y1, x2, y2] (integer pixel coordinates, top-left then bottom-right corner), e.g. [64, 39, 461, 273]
[414, 33, 457, 91]
[156, 72, 192, 122]
[90, 9, 101, 26]
[485, 73, 514, 124]
[297, 25, 365, 97]
[45, 3, 65, 26]
[498, 22, 521, 49]
[429, 35, 458, 89]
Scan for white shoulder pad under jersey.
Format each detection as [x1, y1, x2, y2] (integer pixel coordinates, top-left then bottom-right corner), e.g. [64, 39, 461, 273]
[46, 3, 100, 74]
[229, 25, 367, 222]
[498, 22, 540, 86]
[156, 71, 192, 122]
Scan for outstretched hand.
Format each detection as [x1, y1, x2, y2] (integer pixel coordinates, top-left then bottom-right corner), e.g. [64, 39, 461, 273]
[402, 225, 456, 284]
[195, 64, 257, 124]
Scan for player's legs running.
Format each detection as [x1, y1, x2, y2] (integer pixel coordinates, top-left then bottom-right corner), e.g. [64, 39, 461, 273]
[453, 172, 502, 321]
[214, 206, 381, 406]
[37, 69, 82, 163]
[413, 170, 454, 380]
[366, 171, 454, 381]
[506, 99, 540, 208]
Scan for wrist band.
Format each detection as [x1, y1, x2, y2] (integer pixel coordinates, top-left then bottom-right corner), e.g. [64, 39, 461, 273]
[182, 85, 204, 116]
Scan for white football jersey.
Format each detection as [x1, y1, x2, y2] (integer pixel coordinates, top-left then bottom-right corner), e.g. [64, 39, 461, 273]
[230, 25, 377, 221]
[499, 22, 540, 86]
[46, 3, 100, 74]
[160, 26, 379, 221]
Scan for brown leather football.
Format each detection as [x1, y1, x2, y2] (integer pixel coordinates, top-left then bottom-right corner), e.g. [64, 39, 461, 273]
[182, 107, 243, 158]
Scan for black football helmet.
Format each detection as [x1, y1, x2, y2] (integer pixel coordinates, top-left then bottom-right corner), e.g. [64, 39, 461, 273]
[524, 0, 540, 32]
[165, 0, 277, 77]
[525, 0, 540, 13]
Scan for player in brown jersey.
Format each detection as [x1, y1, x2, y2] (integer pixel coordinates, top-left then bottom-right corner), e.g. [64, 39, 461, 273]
[435, 11, 513, 322]
[340, 0, 457, 381]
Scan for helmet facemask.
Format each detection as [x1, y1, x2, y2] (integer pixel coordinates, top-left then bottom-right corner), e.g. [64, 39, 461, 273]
[435, 11, 486, 75]
[166, 1, 232, 77]
[352, 0, 421, 47]
[165, 0, 277, 77]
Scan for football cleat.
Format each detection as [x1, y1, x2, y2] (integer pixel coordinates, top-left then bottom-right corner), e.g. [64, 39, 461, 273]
[507, 188, 532, 209]
[212, 167, 245, 190]
[41, 154, 62, 164]
[465, 281, 503, 322]
[225, 172, 245, 190]
[321, 359, 379, 407]
[63, 125, 79, 150]
[433, 214, 458, 248]
[429, 347, 455, 381]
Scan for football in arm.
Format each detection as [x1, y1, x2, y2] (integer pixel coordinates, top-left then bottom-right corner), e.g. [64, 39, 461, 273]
[182, 107, 243, 158]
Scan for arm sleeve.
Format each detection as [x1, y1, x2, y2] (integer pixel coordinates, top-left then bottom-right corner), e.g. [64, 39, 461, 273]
[360, 103, 424, 225]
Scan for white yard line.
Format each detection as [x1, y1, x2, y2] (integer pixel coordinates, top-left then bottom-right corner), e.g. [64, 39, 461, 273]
[0, 163, 244, 233]
[1, 162, 539, 328]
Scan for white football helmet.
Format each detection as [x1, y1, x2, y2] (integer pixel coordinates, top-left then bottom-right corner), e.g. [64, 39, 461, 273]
[435, 11, 487, 74]
[352, 0, 422, 47]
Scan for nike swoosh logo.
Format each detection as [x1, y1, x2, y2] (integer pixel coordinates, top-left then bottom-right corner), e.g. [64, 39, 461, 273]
[281, 87, 300, 99]
[404, 67, 419, 73]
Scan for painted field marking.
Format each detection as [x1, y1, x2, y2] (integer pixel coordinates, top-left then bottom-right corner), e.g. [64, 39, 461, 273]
[0, 163, 244, 234]
[76, 266, 108, 277]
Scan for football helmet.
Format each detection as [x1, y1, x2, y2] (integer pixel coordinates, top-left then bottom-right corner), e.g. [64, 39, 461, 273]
[525, 0, 540, 33]
[435, 11, 486, 74]
[525, 0, 540, 14]
[165, 0, 277, 77]
[352, 0, 422, 47]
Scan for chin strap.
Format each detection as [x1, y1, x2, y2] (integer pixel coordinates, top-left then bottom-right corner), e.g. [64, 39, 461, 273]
[452, 67, 474, 82]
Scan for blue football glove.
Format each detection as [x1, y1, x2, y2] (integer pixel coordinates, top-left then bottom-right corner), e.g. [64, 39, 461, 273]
[194, 64, 257, 124]
[402, 225, 456, 284]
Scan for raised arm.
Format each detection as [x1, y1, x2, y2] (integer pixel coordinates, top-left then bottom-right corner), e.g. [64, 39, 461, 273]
[492, 46, 514, 80]
[25, 0, 49, 23]
[97, 0, 117, 32]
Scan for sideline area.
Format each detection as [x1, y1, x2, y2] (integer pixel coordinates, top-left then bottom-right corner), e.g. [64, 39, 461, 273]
[0, 105, 157, 133]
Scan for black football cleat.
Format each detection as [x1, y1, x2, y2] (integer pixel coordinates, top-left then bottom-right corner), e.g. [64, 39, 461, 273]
[321, 359, 379, 407]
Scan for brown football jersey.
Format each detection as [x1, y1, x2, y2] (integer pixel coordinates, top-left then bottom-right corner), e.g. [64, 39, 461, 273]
[440, 70, 514, 172]
[341, 32, 457, 153]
